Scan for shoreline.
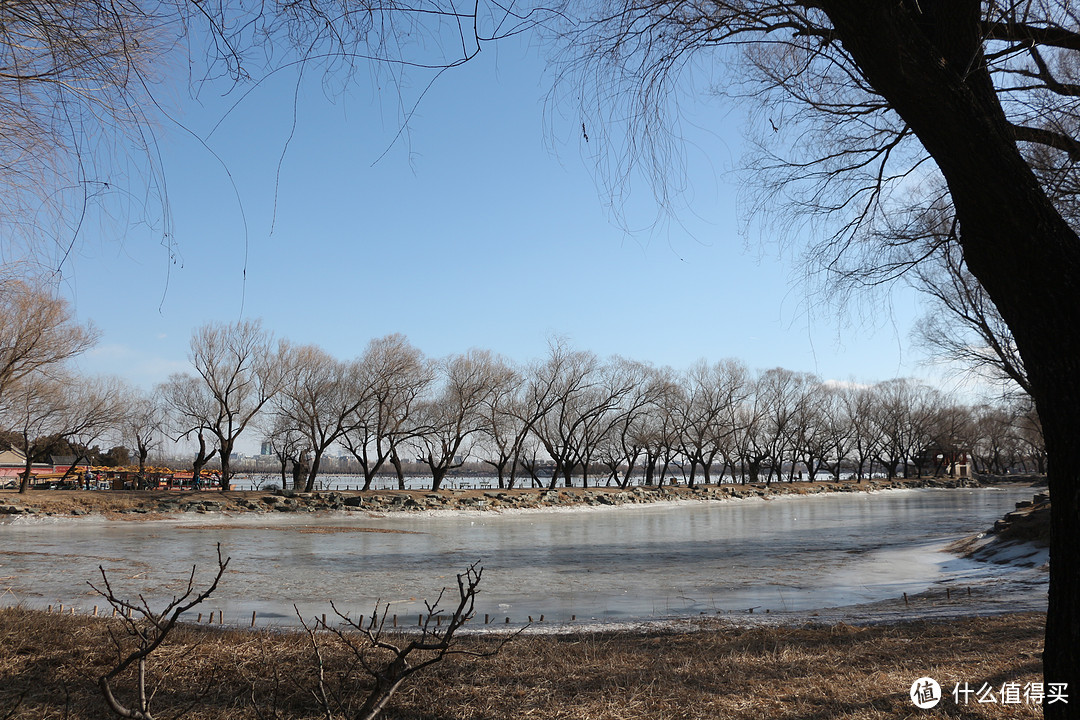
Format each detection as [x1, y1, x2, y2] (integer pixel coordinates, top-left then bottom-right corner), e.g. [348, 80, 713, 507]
[0, 475, 1022, 521]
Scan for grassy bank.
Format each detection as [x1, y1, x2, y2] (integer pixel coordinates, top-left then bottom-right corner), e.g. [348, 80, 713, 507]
[0, 607, 1045, 718]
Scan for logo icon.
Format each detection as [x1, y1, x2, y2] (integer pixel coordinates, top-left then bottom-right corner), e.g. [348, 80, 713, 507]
[910, 677, 942, 709]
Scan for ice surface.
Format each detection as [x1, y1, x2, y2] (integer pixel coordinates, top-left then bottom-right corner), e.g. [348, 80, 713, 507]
[0, 486, 1045, 628]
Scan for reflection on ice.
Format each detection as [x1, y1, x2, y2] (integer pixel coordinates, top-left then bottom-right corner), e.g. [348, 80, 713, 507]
[0, 487, 1046, 627]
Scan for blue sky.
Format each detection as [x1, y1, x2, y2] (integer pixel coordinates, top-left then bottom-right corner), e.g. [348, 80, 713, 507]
[59, 34, 938, 392]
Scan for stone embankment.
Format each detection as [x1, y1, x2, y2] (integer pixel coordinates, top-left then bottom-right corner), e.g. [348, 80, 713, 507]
[948, 490, 1050, 568]
[991, 492, 1051, 545]
[0, 476, 981, 519]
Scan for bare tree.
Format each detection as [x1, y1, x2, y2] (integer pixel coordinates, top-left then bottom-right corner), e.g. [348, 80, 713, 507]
[185, 320, 282, 491]
[341, 334, 434, 492]
[574, 359, 640, 487]
[0, 370, 121, 490]
[55, 375, 125, 484]
[970, 403, 1022, 475]
[924, 401, 977, 477]
[499, 343, 581, 489]
[754, 368, 812, 484]
[261, 412, 308, 490]
[1013, 399, 1047, 474]
[158, 374, 221, 488]
[911, 240, 1030, 396]
[0, 3, 163, 263]
[299, 563, 516, 720]
[0, 0, 540, 266]
[677, 359, 749, 486]
[597, 360, 662, 488]
[121, 390, 166, 489]
[732, 377, 770, 485]
[275, 343, 360, 492]
[531, 343, 633, 488]
[3, 371, 71, 492]
[839, 384, 878, 481]
[341, 334, 433, 491]
[473, 355, 527, 488]
[636, 367, 684, 487]
[552, 0, 1080, 692]
[0, 277, 97, 403]
[816, 384, 856, 480]
[789, 379, 834, 481]
[867, 379, 942, 479]
[414, 350, 501, 491]
[90, 546, 229, 720]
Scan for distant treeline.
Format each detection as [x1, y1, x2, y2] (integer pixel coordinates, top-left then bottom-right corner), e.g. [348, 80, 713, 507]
[0, 296, 1043, 494]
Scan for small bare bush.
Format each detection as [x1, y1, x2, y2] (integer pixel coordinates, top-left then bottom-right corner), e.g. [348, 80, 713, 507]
[89, 545, 229, 720]
[297, 562, 518, 720]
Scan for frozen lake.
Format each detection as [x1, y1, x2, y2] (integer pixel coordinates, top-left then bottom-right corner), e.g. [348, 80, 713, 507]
[0, 486, 1043, 627]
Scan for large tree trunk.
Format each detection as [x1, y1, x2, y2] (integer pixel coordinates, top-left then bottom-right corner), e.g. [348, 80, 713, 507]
[60, 454, 86, 483]
[621, 457, 637, 488]
[18, 439, 32, 493]
[277, 455, 289, 488]
[304, 450, 323, 493]
[137, 448, 149, 489]
[431, 466, 447, 491]
[390, 450, 406, 490]
[1039, 394, 1080, 719]
[292, 454, 309, 491]
[821, 1, 1080, 712]
[218, 437, 234, 492]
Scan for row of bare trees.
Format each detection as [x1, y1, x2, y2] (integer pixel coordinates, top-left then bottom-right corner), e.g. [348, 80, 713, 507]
[157, 326, 1048, 492]
[0, 282, 1045, 494]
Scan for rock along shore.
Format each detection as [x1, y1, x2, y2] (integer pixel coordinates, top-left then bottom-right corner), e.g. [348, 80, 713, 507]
[0, 476, 1000, 519]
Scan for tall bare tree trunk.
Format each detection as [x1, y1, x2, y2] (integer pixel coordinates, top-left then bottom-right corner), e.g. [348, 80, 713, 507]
[390, 450, 406, 490]
[820, 1, 1080, 710]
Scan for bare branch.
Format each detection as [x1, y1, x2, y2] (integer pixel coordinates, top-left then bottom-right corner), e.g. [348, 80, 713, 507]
[89, 545, 230, 720]
[300, 563, 521, 720]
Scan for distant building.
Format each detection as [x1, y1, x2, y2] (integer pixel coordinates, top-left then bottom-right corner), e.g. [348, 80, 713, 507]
[0, 448, 31, 478]
[50, 455, 89, 473]
[922, 445, 971, 478]
[261, 442, 273, 456]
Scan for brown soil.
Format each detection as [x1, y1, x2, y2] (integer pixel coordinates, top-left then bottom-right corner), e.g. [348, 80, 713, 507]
[0, 488, 200, 517]
[0, 607, 1046, 719]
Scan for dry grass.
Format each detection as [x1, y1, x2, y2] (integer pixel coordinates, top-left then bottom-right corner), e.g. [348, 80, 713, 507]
[0, 607, 1045, 719]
